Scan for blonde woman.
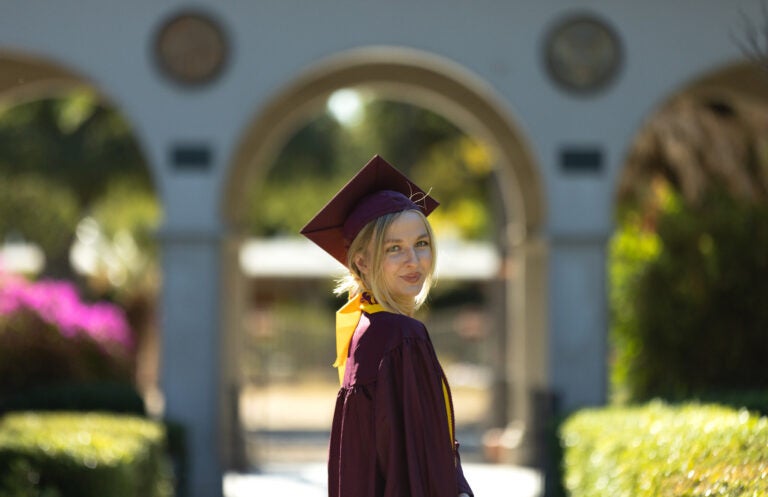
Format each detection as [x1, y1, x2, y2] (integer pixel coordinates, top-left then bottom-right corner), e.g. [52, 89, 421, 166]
[302, 155, 473, 497]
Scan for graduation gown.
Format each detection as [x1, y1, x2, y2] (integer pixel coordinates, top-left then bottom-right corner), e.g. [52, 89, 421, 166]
[328, 308, 474, 497]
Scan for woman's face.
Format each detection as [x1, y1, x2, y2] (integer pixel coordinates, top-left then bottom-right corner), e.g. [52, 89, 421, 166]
[358, 210, 433, 301]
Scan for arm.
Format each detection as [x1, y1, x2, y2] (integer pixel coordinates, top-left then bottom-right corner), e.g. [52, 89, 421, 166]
[375, 337, 461, 497]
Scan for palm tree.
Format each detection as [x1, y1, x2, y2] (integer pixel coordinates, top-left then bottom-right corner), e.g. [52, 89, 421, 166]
[618, 90, 768, 212]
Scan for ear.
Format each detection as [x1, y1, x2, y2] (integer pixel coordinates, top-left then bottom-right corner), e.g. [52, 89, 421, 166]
[354, 252, 370, 277]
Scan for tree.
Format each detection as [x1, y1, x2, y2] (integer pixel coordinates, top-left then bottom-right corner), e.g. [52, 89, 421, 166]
[0, 90, 160, 392]
[611, 86, 768, 404]
[618, 94, 768, 212]
[0, 90, 152, 207]
[245, 96, 495, 240]
[0, 90, 156, 280]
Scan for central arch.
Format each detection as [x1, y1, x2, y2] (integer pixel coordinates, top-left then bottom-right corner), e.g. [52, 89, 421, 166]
[222, 46, 548, 466]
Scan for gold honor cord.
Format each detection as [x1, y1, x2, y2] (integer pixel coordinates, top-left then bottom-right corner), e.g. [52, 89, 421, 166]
[442, 378, 454, 445]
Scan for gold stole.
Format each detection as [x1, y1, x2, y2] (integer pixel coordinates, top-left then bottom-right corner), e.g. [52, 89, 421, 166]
[334, 292, 455, 445]
[334, 292, 384, 384]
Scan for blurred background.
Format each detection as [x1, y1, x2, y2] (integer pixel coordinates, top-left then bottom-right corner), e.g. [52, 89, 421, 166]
[1, 2, 767, 497]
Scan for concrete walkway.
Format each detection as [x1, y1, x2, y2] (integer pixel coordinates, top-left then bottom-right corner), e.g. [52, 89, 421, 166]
[225, 462, 543, 497]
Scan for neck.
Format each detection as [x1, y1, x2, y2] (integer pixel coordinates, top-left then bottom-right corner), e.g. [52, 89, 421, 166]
[389, 295, 417, 317]
[362, 290, 416, 316]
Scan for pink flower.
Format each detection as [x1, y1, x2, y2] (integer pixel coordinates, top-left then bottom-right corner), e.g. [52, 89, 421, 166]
[0, 277, 134, 351]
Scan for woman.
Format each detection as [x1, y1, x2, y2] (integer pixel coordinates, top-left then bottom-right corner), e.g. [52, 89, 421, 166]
[302, 155, 474, 497]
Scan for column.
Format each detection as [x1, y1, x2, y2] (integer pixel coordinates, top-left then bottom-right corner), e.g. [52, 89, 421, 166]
[159, 228, 225, 497]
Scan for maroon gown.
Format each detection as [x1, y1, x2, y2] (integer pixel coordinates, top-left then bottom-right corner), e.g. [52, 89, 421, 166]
[328, 310, 474, 497]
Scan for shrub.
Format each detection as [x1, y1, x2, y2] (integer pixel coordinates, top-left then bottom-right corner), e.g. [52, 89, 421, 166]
[0, 412, 173, 497]
[1, 381, 145, 416]
[561, 401, 768, 497]
[0, 276, 134, 396]
[610, 191, 768, 402]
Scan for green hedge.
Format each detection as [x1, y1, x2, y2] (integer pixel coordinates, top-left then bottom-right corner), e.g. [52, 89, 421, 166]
[561, 402, 768, 497]
[0, 381, 145, 416]
[0, 412, 173, 497]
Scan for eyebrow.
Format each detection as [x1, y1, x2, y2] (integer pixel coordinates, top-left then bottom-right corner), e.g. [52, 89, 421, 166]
[384, 233, 429, 244]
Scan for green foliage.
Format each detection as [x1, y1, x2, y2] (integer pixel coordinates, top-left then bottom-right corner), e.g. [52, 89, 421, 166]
[1, 381, 145, 416]
[246, 98, 494, 240]
[0, 90, 158, 291]
[0, 174, 79, 260]
[0, 91, 152, 207]
[0, 412, 172, 497]
[608, 212, 661, 403]
[0, 310, 133, 397]
[88, 179, 161, 248]
[561, 402, 768, 497]
[413, 137, 494, 240]
[688, 389, 768, 417]
[610, 189, 768, 402]
[160, 419, 187, 497]
[75, 179, 161, 299]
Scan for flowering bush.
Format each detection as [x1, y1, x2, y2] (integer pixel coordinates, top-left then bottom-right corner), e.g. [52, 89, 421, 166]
[0, 274, 134, 395]
[0, 277, 133, 349]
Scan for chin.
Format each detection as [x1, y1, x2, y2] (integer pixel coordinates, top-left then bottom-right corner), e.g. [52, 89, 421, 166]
[394, 287, 422, 300]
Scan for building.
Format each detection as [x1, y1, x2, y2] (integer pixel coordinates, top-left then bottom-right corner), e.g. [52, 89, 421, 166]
[1, 2, 764, 496]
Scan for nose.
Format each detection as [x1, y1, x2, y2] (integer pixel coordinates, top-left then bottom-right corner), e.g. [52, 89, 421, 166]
[403, 246, 417, 266]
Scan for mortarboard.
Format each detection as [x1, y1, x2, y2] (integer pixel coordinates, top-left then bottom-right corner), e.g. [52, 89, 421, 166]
[300, 155, 439, 266]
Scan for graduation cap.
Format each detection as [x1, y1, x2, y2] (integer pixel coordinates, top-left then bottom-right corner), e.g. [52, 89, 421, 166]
[300, 155, 439, 266]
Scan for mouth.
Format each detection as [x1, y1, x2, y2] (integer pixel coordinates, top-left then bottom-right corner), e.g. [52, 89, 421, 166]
[401, 273, 422, 284]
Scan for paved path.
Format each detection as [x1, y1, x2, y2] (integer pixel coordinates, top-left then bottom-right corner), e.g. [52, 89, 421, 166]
[225, 462, 542, 497]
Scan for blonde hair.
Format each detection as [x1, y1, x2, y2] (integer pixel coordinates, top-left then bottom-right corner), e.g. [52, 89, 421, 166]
[335, 210, 437, 316]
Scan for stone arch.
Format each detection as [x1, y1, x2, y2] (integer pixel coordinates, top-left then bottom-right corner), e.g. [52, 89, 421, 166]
[0, 50, 84, 102]
[613, 60, 768, 207]
[0, 49, 160, 194]
[222, 46, 548, 465]
[608, 60, 768, 404]
[225, 46, 544, 232]
[0, 48, 162, 402]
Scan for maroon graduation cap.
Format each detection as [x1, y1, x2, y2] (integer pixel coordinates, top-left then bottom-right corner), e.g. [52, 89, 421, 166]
[300, 155, 439, 266]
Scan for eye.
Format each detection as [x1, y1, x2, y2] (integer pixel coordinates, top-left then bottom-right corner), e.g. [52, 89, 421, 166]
[416, 239, 430, 248]
[385, 245, 401, 253]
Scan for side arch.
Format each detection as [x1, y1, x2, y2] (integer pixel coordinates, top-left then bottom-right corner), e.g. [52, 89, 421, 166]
[0, 47, 164, 403]
[0, 49, 162, 196]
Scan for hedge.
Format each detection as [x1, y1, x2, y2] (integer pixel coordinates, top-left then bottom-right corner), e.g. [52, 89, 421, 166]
[561, 401, 768, 497]
[0, 412, 173, 497]
[0, 381, 145, 416]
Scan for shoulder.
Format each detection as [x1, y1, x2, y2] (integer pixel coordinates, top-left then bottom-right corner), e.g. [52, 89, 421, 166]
[365, 311, 431, 355]
[368, 311, 427, 339]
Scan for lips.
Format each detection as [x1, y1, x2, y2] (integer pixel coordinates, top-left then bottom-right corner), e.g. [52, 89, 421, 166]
[401, 273, 422, 284]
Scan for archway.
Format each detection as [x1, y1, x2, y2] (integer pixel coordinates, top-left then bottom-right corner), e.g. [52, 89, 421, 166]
[0, 50, 163, 411]
[223, 46, 547, 467]
[610, 61, 768, 404]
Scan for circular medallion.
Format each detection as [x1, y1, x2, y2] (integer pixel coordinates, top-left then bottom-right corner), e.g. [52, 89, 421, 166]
[153, 10, 229, 87]
[543, 13, 622, 95]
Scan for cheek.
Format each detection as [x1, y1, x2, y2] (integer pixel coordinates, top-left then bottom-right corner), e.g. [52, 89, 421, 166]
[418, 248, 433, 265]
[381, 255, 402, 271]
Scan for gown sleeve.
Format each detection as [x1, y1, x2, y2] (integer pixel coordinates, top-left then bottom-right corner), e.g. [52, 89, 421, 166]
[455, 441, 473, 495]
[375, 335, 474, 497]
